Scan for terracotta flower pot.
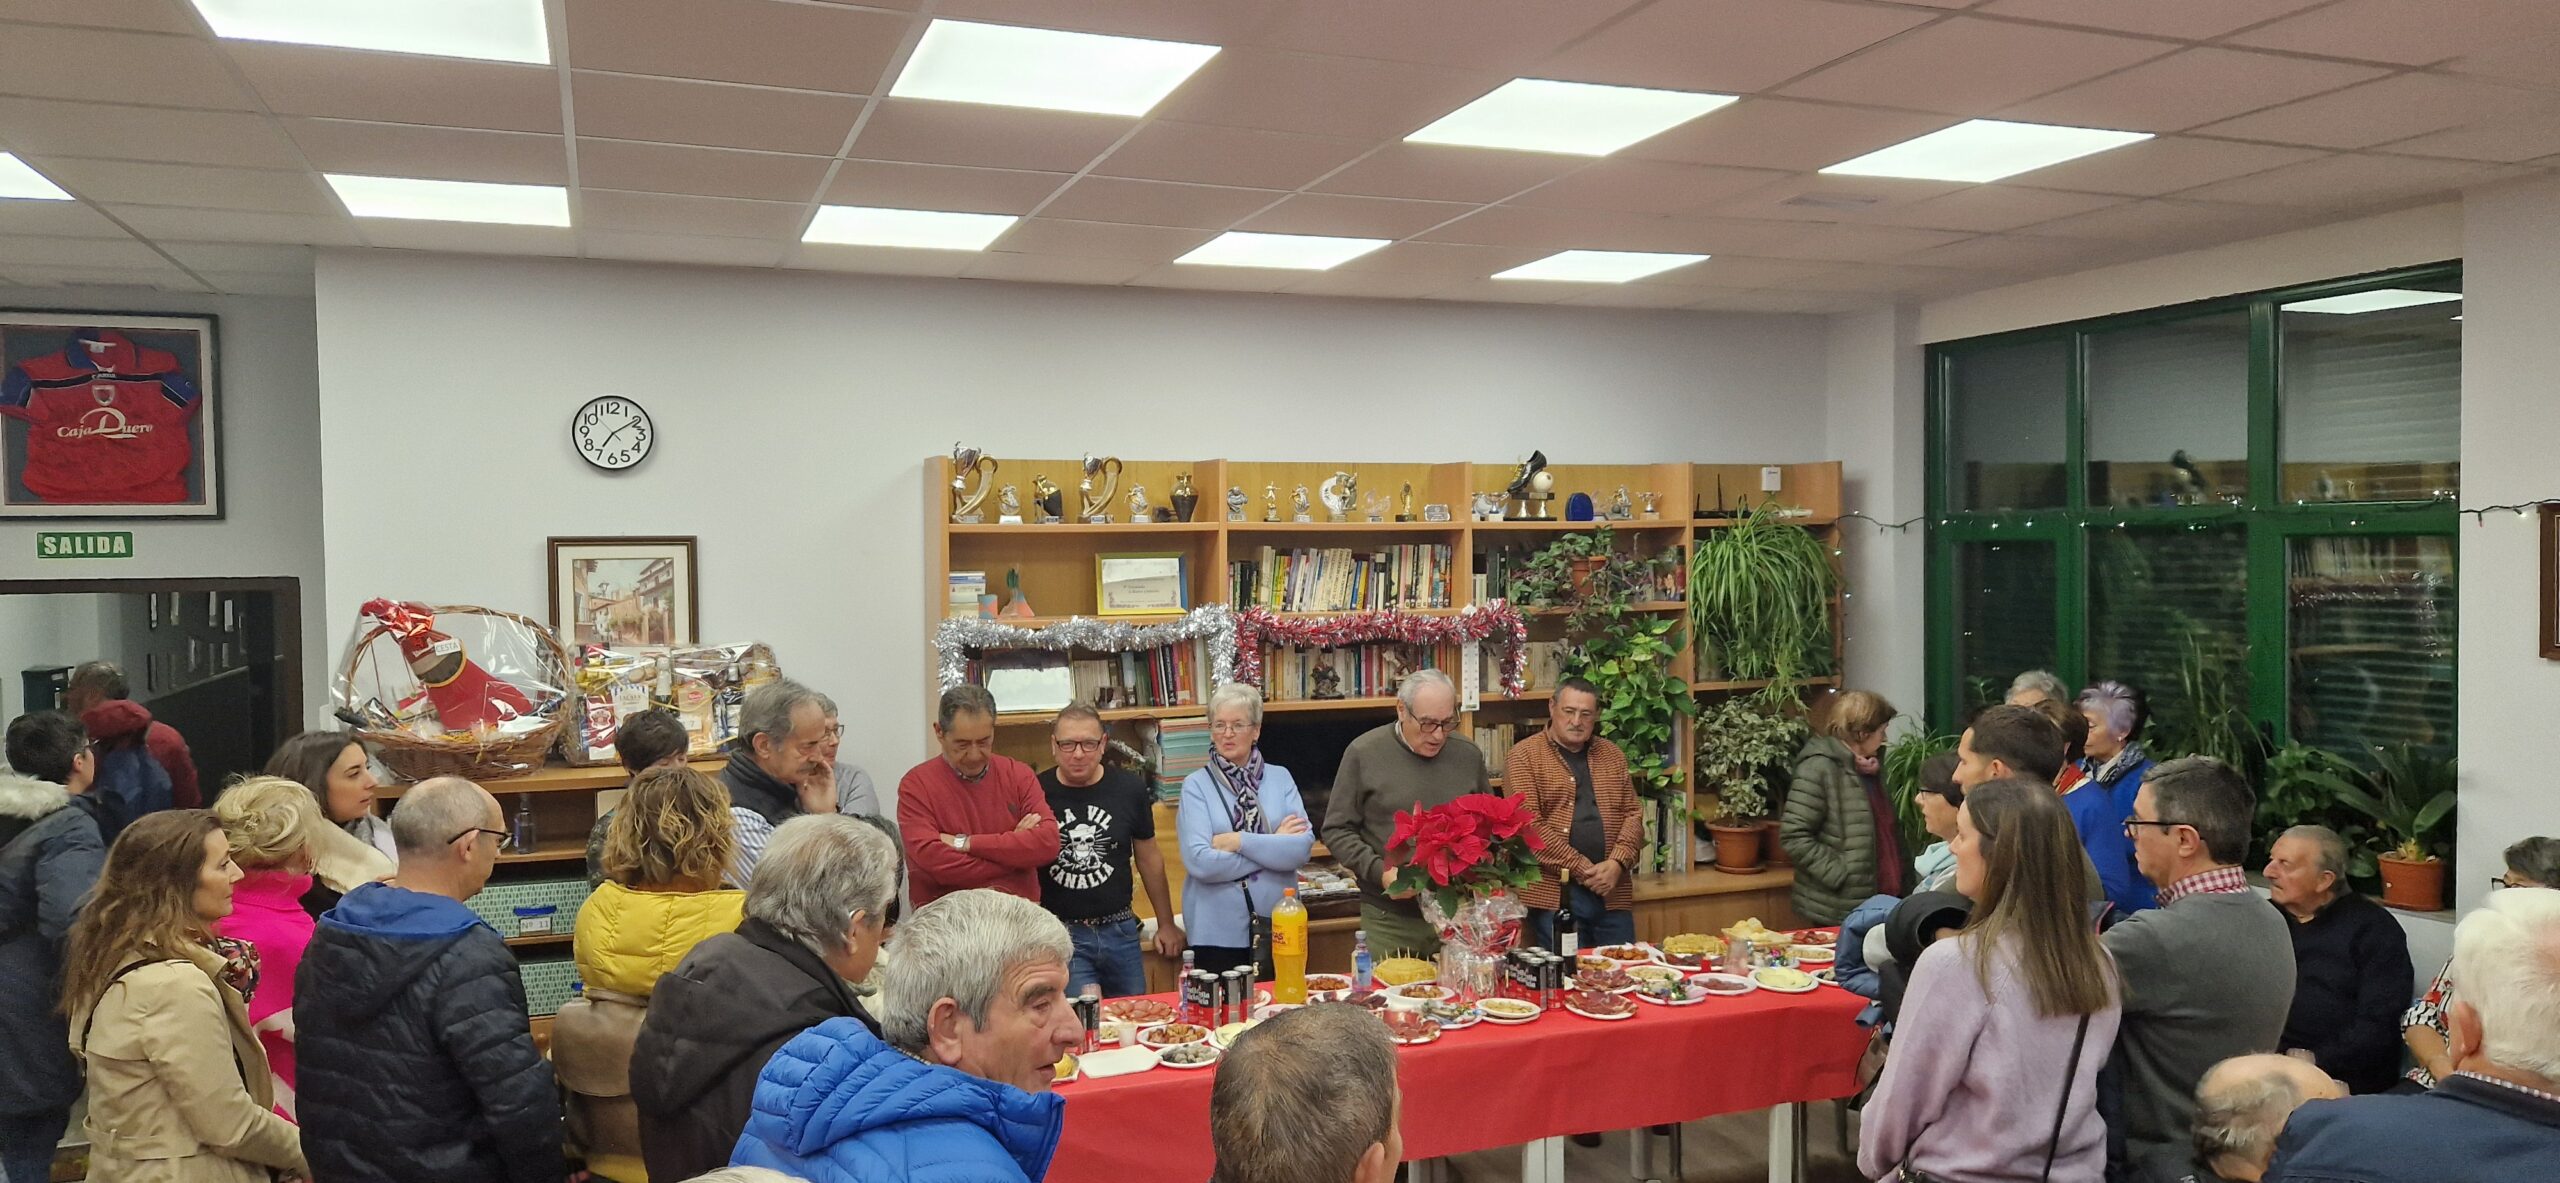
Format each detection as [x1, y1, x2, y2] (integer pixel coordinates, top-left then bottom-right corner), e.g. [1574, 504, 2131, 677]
[2377, 854, 2447, 912]
[1761, 819, 1792, 868]
[1707, 823, 1766, 874]
[1568, 556, 1606, 597]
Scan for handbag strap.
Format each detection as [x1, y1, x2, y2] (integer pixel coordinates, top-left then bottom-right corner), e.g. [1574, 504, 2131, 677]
[2042, 1012, 2094, 1183]
[78, 959, 169, 1049]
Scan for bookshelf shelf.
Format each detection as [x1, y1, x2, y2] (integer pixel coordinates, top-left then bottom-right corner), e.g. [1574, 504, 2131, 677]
[1226, 522, 1465, 536]
[1472, 519, 1692, 532]
[1262, 607, 1464, 619]
[994, 705, 1205, 727]
[1261, 695, 1399, 714]
[1525, 601, 1684, 617]
[949, 522, 1221, 535]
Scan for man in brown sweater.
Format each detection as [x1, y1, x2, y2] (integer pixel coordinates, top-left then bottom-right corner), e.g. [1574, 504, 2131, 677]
[1508, 677, 1643, 949]
[1321, 670, 1491, 961]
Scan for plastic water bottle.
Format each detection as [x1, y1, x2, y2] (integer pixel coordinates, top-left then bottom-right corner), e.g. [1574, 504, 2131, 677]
[1352, 930, 1374, 992]
[511, 794, 537, 852]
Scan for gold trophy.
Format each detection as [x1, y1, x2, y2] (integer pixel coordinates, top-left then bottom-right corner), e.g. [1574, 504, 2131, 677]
[949, 443, 999, 524]
[1077, 454, 1124, 524]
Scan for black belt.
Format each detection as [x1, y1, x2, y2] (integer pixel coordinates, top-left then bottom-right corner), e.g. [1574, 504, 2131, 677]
[1061, 909, 1137, 927]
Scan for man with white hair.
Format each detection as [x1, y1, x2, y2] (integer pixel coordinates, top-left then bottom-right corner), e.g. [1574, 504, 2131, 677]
[2264, 887, 2560, 1182]
[732, 889, 1084, 1183]
[1323, 669, 1492, 960]
[2265, 824, 2412, 1095]
[2188, 1054, 2347, 1182]
[1212, 1004, 1402, 1183]
[2006, 669, 2070, 708]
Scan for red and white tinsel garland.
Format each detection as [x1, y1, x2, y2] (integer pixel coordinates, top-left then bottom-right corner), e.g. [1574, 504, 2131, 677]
[1234, 602, 1529, 697]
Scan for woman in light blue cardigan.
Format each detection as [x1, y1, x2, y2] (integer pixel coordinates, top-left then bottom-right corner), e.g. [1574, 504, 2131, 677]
[1179, 682, 1314, 978]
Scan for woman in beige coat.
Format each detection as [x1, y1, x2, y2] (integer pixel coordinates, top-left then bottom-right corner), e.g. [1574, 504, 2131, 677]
[62, 810, 307, 1183]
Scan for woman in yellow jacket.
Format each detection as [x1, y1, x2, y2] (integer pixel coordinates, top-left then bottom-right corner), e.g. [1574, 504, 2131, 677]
[556, 764, 747, 1183]
[62, 810, 307, 1183]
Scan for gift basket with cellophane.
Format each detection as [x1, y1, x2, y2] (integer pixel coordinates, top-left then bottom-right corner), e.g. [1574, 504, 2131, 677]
[334, 599, 572, 781]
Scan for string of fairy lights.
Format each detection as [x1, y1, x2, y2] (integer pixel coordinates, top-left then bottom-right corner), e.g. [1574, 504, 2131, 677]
[1829, 499, 2556, 534]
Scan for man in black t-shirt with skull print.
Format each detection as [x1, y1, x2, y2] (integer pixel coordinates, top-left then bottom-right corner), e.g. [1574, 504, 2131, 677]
[1039, 703, 1186, 999]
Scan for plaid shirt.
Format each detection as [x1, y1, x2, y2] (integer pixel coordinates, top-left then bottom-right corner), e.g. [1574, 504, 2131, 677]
[2158, 863, 2250, 906]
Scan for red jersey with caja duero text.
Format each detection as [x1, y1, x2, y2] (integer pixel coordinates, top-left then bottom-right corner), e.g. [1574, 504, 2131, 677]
[2, 329, 202, 503]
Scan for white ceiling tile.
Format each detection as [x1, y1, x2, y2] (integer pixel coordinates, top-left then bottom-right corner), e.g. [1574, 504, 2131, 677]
[1309, 143, 1581, 204]
[1627, 98, 1959, 171]
[2224, 0, 2560, 66]
[153, 241, 314, 274]
[1561, 284, 1738, 309]
[1998, 48, 2388, 134]
[2169, 151, 2528, 208]
[1418, 205, 1811, 255]
[1427, 277, 1579, 305]
[581, 230, 789, 268]
[104, 204, 362, 245]
[1278, 268, 1458, 300]
[0, 262, 205, 291]
[2194, 73, 2559, 150]
[1975, 0, 2330, 39]
[1130, 263, 1300, 293]
[1892, 232, 2127, 272]
[1505, 159, 1790, 216]
[1236, 193, 1474, 238]
[2383, 117, 2560, 164]
[785, 242, 980, 277]
[1148, 49, 1502, 141]
[575, 139, 830, 202]
[1666, 255, 1840, 287]
[1248, 0, 1643, 71]
[2022, 197, 2314, 244]
[1538, 0, 1936, 95]
[0, 232, 163, 268]
[33, 158, 330, 213]
[227, 43, 563, 133]
[991, 218, 1212, 262]
[578, 189, 807, 239]
[2007, 135, 2324, 195]
[1788, 260, 2015, 296]
[282, 119, 567, 185]
[196, 270, 315, 296]
[0, 25, 254, 110]
[1095, 122, 1372, 190]
[0, 98, 305, 169]
[1871, 184, 2126, 232]
[1750, 221, 1975, 262]
[1698, 290, 1875, 314]
[934, 0, 1282, 43]
[360, 221, 579, 256]
[825, 160, 1069, 215]
[0, 199, 132, 238]
[1705, 173, 1971, 223]
[849, 99, 1130, 172]
[563, 0, 908, 93]
[1777, 18, 2177, 115]
[2445, 32, 2560, 92]
[1328, 240, 1545, 279]
[960, 251, 1155, 286]
[0, 0, 200, 33]
[570, 72, 865, 157]
[1038, 177, 1284, 229]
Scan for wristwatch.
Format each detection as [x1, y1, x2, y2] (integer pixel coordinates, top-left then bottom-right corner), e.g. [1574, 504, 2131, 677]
[954, 834, 972, 853]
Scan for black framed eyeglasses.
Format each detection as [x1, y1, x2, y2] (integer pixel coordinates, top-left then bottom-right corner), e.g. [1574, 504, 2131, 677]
[2121, 817, 2191, 838]
[449, 827, 516, 853]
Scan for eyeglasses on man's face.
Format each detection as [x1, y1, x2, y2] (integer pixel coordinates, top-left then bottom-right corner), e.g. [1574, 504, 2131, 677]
[2121, 816, 2191, 839]
[448, 827, 516, 854]
[1407, 715, 1458, 735]
[1052, 738, 1104, 753]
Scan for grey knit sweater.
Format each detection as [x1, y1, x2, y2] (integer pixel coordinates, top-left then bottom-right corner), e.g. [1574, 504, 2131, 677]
[2101, 885, 2297, 1183]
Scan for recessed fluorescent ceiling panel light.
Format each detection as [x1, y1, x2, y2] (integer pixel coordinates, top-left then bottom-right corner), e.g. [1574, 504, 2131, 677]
[2280, 289, 2464, 315]
[0, 154, 72, 201]
[1496, 250, 1711, 283]
[1177, 232, 1391, 270]
[190, 0, 550, 64]
[1407, 79, 1736, 156]
[1821, 119, 2150, 183]
[325, 174, 569, 226]
[890, 19, 1219, 116]
[803, 205, 1018, 251]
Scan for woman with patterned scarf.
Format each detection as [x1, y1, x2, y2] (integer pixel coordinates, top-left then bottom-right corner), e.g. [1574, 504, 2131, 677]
[1177, 682, 1315, 978]
[61, 810, 306, 1183]
[2070, 680, 2161, 915]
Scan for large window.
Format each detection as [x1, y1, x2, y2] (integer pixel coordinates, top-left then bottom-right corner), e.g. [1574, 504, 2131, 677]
[1927, 264, 2458, 758]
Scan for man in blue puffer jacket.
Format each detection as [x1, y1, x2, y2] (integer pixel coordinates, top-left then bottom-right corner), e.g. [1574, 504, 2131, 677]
[733, 889, 1083, 1183]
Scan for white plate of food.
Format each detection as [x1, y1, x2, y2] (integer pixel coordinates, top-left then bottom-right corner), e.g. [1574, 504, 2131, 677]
[1381, 1012, 1443, 1045]
[1421, 999, 1480, 1030]
[1634, 978, 1711, 1006]
[1157, 1041, 1221, 1069]
[1562, 989, 1637, 1021]
[1588, 943, 1655, 966]
[1790, 944, 1837, 965]
[1212, 1019, 1263, 1048]
[1624, 964, 1685, 988]
[1573, 967, 1640, 995]
[1372, 958, 1438, 988]
[1077, 1046, 1159, 1078]
[1385, 982, 1456, 1012]
[1751, 966, 1821, 994]
[1136, 1022, 1212, 1049]
[1476, 996, 1542, 1025]
[1304, 973, 1357, 1001]
[1694, 972, 1758, 996]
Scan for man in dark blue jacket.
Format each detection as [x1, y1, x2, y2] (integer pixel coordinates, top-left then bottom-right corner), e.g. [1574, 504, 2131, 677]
[0, 713, 105, 1183]
[297, 776, 566, 1183]
[2265, 887, 2560, 1183]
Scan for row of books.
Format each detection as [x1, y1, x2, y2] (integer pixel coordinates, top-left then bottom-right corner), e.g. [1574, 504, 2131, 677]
[1152, 717, 1211, 802]
[1228, 545, 1455, 612]
[1259, 644, 1457, 702]
[1473, 721, 1534, 778]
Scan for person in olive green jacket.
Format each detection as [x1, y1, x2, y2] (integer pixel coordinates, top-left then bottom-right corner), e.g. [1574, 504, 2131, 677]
[1779, 691, 1906, 924]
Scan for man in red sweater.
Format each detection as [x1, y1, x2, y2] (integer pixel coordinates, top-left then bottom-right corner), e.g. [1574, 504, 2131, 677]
[897, 686, 1059, 907]
[67, 662, 199, 809]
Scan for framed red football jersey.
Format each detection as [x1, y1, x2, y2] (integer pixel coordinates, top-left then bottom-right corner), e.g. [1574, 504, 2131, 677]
[2, 312, 221, 520]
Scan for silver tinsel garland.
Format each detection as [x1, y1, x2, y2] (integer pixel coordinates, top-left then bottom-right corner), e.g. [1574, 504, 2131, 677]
[935, 605, 1237, 691]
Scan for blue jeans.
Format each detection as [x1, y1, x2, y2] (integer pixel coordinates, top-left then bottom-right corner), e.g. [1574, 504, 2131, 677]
[0, 1108, 67, 1183]
[1524, 883, 1637, 950]
[1066, 914, 1149, 1000]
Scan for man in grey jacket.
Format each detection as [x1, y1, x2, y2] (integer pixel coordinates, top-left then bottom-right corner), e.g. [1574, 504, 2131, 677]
[0, 713, 106, 1183]
[2104, 757, 2295, 1183]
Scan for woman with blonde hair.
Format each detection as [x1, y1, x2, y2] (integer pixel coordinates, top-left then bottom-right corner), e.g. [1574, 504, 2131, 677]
[211, 776, 372, 1118]
[1860, 778, 2122, 1182]
[1780, 689, 1905, 925]
[556, 764, 746, 1183]
[61, 810, 307, 1182]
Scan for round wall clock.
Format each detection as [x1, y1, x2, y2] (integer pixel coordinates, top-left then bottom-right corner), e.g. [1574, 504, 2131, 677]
[572, 395, 653, 472]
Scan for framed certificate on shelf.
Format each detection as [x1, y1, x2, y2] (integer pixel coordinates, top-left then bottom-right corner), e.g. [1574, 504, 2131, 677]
[1096, 552, 1187, 616]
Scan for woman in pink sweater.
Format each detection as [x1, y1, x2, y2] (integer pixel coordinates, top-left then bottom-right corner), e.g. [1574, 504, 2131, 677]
[1860, 778, 2123, 1183]
[211, 774, 348, 1119]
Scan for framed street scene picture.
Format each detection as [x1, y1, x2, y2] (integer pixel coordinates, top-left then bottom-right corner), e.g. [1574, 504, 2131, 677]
[1, 311, 220, 519]
[1096, 552, 1188, 616]
[549, 536, 699, 647]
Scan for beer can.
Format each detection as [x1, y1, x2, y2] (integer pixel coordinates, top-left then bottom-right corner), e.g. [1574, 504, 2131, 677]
[1182, 969, 1216, 1025]
[1223, 967, 1252, 1025]
[1073, 992, 1100, 1053]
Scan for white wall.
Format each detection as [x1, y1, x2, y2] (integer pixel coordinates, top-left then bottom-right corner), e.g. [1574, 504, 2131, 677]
[315, 252, 1831, 807]
[1823, 307, 1929, 724]
[0, 287, 329, 720]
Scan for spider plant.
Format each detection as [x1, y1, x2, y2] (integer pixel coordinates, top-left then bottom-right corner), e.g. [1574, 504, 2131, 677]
[1689, 500, 1837, 682]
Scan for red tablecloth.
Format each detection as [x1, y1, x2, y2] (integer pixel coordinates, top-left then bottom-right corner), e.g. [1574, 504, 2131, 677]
[1049, 984, 1867, 1183]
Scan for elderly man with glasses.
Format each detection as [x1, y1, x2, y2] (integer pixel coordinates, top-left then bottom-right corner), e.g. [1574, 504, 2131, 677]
[1322, 669, 1492, 962]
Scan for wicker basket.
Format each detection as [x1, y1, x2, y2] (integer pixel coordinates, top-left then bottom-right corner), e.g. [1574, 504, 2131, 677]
[339, 603, 573, 783]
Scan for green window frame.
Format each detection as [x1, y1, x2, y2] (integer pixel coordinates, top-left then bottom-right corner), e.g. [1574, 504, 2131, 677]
[1924, 262, 2460, 750]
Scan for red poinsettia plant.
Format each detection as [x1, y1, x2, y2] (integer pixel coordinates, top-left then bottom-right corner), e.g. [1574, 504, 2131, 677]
[1385, 793, 1547, 918]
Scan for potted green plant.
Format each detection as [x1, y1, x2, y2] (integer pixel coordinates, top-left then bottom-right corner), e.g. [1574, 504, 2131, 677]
[2304, 743, 2456, 911]
[1881, 727, 1959, 859]
[2255, 742, 2380, 890]
[1693, 697, 1806, 874]
[1689, 500, 1837, 682]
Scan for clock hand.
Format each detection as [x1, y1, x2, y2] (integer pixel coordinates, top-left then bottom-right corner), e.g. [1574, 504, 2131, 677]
[601, 420, 637, 447]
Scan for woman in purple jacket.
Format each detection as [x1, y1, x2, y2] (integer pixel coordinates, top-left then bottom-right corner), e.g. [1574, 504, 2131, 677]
[1860, 778, 2123, 1183]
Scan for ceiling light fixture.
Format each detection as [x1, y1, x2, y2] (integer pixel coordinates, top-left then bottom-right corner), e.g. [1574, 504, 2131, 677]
[0, 154, 73, 201]
[1821, 119, 2150, 183]
[2280, 289, 2464, 315]
[1176, 231, 1391, 270]
[1495, 250, 1710, 283]
[1407, 79, 1735, 156]
[889, 19, 1219, 116]
[324, 174, 570, 225]
[802, 205, 1019, 251]
[189, 0, 550, 65]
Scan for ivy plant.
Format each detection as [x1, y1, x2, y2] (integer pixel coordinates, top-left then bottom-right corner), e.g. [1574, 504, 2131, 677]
[1520, 528, 1699, 808]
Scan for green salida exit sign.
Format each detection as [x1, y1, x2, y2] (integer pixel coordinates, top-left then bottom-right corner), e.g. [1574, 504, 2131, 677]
[36, 531, 136, 559]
